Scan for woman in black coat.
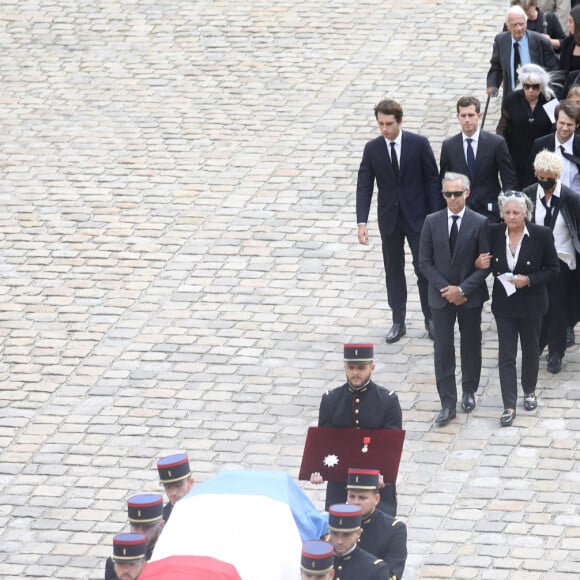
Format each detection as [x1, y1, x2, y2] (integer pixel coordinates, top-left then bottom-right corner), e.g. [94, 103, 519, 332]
[476, 192, 559, 426]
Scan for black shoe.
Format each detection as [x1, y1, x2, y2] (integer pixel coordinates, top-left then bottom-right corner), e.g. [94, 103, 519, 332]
[523, 392, 537, 411]
[566, 326, 575, 349]
[425, 319, 434, 341]
[461, 392, 475, 413]
[386, 323, 406, 344]
[500, 408, 516, 427]
[434, 408, 456, 426]
[547, 352, 562, 374]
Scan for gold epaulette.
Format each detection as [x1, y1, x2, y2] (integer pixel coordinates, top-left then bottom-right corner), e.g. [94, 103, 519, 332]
[373, 559, 384, 566]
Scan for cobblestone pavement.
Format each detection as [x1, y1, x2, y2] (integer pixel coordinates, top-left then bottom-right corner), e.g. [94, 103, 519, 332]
[0, 0, 578, 578]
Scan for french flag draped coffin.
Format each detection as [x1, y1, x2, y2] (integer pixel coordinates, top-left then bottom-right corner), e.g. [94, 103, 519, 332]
[147, 470, 329, 580]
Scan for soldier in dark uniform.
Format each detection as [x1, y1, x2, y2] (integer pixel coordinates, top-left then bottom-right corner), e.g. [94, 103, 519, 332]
[300, 539, 335, 579]
[104, 494, 164, 580]
[346, 468, 407, 580]
[328, 504, 391, 580]
[156, 452, 194, 522]
[108, 532, 147, 580]
[311, 344, 402, 516]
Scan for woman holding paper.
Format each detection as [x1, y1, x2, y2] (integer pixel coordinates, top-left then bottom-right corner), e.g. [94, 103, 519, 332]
[476, 192, 559, 426]
[497, 64, 556, 189]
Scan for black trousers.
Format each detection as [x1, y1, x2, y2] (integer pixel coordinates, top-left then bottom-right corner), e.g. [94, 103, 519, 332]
[381, 227, 430, 325]
[540, 260, 572, 357]
[496, 315, 542, 409]
[432, 304, 483, 410]
[325, 480, 397, 517]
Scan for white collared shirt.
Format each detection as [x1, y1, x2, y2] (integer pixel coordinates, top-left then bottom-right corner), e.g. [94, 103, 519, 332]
[505, 224, 530, 271]
[555, 135, 580, 194]
[462, 129, 480, 160]
[447, 207, 466, 234]
[385, 131, 402, 164]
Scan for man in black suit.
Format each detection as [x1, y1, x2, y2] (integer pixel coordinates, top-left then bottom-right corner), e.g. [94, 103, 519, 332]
[529, 100, 580, 194]
[440, 96, 517, 223]
[356, 99, 441, 343]
[419, 173, 490, 426]
[487, 5, 559, 102]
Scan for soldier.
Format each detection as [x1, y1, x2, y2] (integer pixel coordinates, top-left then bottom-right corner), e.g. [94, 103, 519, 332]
[301, 539, 335, 579]
[328, 504, 391, 580]
[104, 494, 164, 580]
[346, 468, 407, 580]
[109, 533, 147, 580]
[311, 344, 402, 515]
[156, 452, 194, 521]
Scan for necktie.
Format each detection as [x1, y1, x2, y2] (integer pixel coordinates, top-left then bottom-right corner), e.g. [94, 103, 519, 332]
[540, 195, 559, 227]
[390, 142, 400, 179]
[449, 215, 459, 255]
[513, 42, 521, 87]
[466, 138, 475, 178]
[559, 144, 576, 164]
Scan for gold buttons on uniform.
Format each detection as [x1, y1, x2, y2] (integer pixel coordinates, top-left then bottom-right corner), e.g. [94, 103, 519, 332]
[355, 398, 360, 403]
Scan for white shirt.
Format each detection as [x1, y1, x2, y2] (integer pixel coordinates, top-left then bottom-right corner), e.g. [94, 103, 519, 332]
[447, 207, 466, 235]
[555, 135, 580, 195]
[385, 132, 402, 164]
[505, 224, 530, 271]
[462, 129, 480, 160]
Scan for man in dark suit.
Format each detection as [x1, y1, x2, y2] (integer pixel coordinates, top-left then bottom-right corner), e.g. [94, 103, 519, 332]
[356, 99, 441, 343]
[440, 96, 517, 223]
[487, 5, 559, 102]
[419, 173, 490, 426]
[529, 100, 580, 194]
[524, 149, 580, 374]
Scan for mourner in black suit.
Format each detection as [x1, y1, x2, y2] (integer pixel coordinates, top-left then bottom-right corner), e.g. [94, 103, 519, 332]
[346, 469, 407, 580]
[310, 344, 402, 516]
[487, 6, 559, 102]
[529, 99, 580, 194]
[524, 149, 580, 374]
[419, 173, 490, 427]
[357, 99, 442, 344]
[440, 96, 517, 223]
[476, 192, 559, 427]
[328, 504, 391, 580]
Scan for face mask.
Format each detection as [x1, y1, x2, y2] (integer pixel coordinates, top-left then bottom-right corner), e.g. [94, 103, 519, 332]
[538, 178, 556, 191]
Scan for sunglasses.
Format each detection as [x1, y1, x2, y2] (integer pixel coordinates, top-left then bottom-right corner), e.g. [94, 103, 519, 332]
[523, 83, 540, 90]
[504, 190, 524, 197]
[443, 190, 465, 198]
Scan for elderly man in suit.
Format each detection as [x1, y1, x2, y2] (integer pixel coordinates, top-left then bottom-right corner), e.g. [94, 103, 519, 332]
[487, 5, 559, 102]
[419, 173, 490, 426]
[440, 96, 517, 223]
[357, 99, 442, 343]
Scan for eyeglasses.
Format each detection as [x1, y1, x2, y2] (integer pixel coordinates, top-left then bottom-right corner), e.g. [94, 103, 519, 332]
[504, 190, 524, 197]
[443, 190, 465, 198]
[523, 83, 541, 90]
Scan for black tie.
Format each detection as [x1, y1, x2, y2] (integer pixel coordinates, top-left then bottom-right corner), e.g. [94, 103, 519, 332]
[466, 138, 475, 178]
[449, 215, 459, 255]
[390, 141, 400, 179]
[559, 144, 577, 164]
[540, 195, 559, 227]
[513, 42, 521, 87]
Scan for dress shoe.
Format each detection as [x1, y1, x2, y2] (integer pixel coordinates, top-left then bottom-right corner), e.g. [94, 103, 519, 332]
[547, 352, 562, 374]
[434, 408, 456, 426]
[461, 392, 475, 413]
[386, 323, 406, 344]
[425, 319, 434, 341]
[566, 326, 575, 349]
[500, 408, 516, 427]
[523, 392, 537, 411]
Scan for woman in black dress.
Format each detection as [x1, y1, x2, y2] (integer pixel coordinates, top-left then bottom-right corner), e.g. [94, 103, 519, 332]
[559, 6, 580, 90]
[497, 64, 556, 189]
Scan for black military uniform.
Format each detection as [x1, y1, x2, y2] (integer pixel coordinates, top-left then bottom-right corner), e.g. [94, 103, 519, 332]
[157, 452, 192, 522]
[318, 344, 402, 515]
[104, 493, 164, 580]
[346, 468, 407, 580]
[328, 504, 390, 580]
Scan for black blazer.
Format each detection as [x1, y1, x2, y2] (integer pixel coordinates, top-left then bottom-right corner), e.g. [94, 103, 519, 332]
[356, 131, 442, 235]
[439, 132, 517, 220]
[488, 222, 560, 318]
[528, 132, 580, 187]
[487, 30, 559, 99]
[419, 207, 490, 309]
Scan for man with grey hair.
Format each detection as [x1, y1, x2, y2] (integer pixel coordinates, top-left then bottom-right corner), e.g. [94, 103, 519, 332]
[510, 1, 566, 51]
[419, 172, 490, 426]
[488, 5, 559, 102]
[523, 149, 580, 373]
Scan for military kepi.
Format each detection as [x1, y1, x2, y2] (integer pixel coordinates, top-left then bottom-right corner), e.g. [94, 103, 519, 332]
[127, 493, 164, 524]
[301, 540, 334, 575]
[328, 504, 362, 532]
[112, 532, 147, 561]
[347, 467, 380, 490]
[343, 343, 373, 365]
[157, 453, 191, 484]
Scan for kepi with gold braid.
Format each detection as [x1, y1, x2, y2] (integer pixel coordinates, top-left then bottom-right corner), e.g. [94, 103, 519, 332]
[343, 343, 373, 365]
[112, 532, 147, 562]
[127, 493, 163, 524]
[346, 467, 380, 490]
[328, 503, 362, 532]
[300, 540, 334, 575]
[157, 452, 191, 484]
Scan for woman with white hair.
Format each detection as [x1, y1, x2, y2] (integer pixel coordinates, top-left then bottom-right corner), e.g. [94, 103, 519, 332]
[497, 63, 556, 188]
[476, 192, 559, 426]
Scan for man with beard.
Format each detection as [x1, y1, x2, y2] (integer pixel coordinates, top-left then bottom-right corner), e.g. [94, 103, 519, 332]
[310, 344, 402, 516]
